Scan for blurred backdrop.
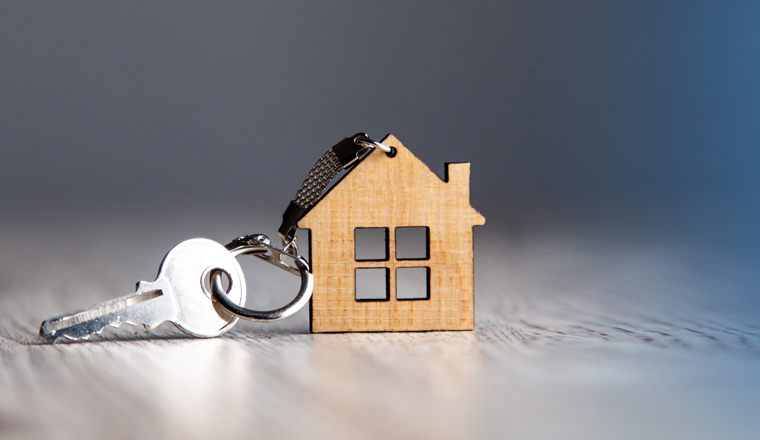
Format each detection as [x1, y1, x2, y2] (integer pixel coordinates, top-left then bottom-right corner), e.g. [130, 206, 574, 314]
[1, 1, 759, 251]
[2, 4, 760, 438]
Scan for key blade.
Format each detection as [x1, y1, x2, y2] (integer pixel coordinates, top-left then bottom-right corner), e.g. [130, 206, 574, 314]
[39, 285, 167, 342]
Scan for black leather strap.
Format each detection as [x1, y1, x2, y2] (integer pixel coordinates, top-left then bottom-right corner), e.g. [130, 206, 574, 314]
[278, 133, 372, 239]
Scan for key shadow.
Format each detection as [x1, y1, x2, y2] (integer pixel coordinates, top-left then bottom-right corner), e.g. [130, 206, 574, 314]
[22, 329, 202, 346]
[18, 321, 313, 346]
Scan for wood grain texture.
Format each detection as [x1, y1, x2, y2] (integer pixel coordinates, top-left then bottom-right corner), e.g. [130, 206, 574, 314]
[1, 202, 760, 440]
[298, 134, 485, 332]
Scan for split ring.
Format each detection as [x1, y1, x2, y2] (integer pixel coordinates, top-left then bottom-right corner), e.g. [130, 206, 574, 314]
[355, 136, 395, 155]
[211, 235, 314, 321]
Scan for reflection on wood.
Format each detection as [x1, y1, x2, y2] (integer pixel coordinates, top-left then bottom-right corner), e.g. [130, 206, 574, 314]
[0, 206, 759, 439]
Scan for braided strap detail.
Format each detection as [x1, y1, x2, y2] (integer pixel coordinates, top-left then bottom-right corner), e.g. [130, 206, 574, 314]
[293, 150, 343, 209]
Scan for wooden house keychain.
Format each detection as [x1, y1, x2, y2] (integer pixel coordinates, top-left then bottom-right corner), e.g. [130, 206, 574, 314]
[39, 133, 484, 342]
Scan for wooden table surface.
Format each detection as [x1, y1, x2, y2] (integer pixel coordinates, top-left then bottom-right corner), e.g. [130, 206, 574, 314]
[1, 203, 759, 439]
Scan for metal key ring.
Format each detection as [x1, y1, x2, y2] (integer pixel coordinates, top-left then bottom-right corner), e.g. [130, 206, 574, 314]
[211, 235, 313, 321]
[355, 136, 394, 154]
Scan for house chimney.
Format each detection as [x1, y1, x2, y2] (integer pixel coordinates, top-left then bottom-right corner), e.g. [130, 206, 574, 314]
[445, 162, 485, 226]
[446, 162, 471, 189]
[446, 162, 473, 209]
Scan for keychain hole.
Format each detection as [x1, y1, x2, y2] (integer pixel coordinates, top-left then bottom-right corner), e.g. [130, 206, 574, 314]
[203, 268, 232, 300]
[386, 147, 397, 158]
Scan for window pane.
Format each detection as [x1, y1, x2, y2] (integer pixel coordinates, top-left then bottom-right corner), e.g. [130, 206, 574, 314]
[396, 267, 430, 300]
[355, 228, 389, 261]
[395, 227, 429, 260]
[355, 268, 390, 301]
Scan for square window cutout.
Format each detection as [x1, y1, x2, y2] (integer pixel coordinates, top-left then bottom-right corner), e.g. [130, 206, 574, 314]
[355, 228, 389, 261]
[395, 227, 429, 260]
[396, 267, 430, 300]
[355, 268, 390, 301]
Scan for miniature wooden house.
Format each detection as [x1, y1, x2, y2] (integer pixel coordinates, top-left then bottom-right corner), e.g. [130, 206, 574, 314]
[298, 135, 485, 332]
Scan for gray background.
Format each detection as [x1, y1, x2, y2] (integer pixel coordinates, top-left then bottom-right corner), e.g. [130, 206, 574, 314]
[2, 3, 760, 439]
[2, 1, 759, 252]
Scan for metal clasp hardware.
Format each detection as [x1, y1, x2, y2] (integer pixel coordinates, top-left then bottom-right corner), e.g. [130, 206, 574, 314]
[225, 234, 300, 275]
[354, 135, 394, 155]
[332, 133, 395, 169]
[212, 234, 313, 321]
[278, 133, 395, 242]
[214, 133, 392, 322]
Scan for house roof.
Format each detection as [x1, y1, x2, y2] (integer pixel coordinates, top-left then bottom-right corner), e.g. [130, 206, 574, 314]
[298, 134, 485, 229]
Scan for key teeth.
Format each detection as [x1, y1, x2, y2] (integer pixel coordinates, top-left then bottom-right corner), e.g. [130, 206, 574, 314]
[41, 327, 102, 343]
[39, 283, 168, 342]
[41, 318, 163, 343]
[41, 324, 106, 343]
[114, 319, 161, 331]
[57, 329, 102, 342]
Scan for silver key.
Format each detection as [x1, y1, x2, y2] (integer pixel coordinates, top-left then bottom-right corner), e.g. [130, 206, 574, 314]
[39, 238, 246, 342]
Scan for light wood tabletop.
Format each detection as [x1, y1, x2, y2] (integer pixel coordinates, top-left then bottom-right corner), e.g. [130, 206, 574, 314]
[1, 202, 758, 440]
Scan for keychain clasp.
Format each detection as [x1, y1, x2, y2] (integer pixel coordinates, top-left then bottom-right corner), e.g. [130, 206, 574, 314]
[226, 234, 300, 275]
[212, 234, 313, 322]
[278, 133, 395, 242]
[214, 133, 391, 322]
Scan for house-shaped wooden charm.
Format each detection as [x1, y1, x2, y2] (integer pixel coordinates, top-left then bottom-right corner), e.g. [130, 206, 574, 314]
[298, 135, 485, 332]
